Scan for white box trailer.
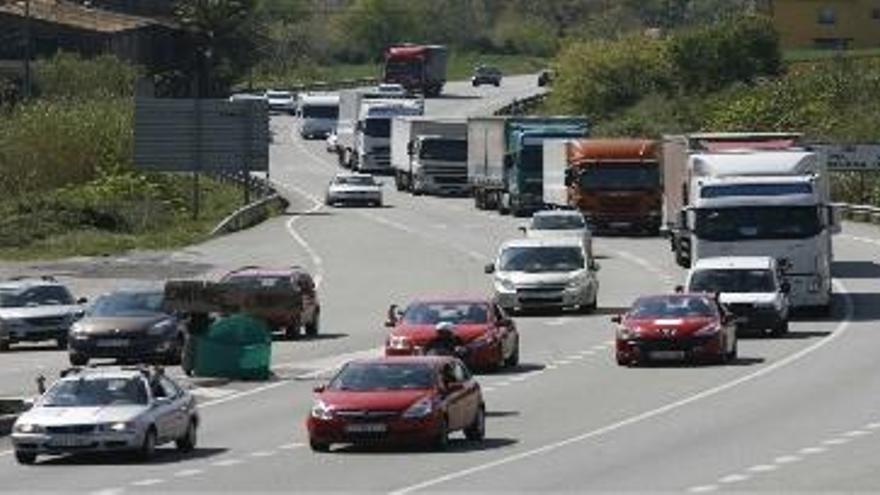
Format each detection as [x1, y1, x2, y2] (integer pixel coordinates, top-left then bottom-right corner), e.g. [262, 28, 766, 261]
[390, 116, 467, 194]
[467, 116, 508, 209]
[542, 139, 570, 208]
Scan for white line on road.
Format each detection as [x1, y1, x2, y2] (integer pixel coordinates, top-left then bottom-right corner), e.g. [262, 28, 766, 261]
[279, 442, 305, 450]
[798, 446, 827, 455]
[774, 455, 801, 464]
[211, 458, 244, 467]
[173, 469, 204, 478]
[866, 422, 880, 429]
[556, 360, 572, 365]
[688, 485, 719, 493]
[389, 280, 854, 495]
[822, 438, 850, 446]
[748, 464, 778, 473]
[719, 474, 750, 484]
[249, 450, 276, 458]
[843, 429, 870, 437]
[130, 479, 164, 487]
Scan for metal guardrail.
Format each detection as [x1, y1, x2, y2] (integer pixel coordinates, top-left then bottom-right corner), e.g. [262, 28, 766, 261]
[833, 202, 880, 223]
[250, 77, 379, 95]
[493, 93, 548, 116]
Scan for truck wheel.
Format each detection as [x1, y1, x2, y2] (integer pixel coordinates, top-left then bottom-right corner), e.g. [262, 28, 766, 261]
[772, 320, 789, 337]
[394, 173, 405, 191]
[15, 451, 36, 465]
[285, 317, 302, 340]
[305, 310, 320, 337]
[497, 194, 510, 215]
[0, 340, 9, 352]
[69, 352, 89, 366]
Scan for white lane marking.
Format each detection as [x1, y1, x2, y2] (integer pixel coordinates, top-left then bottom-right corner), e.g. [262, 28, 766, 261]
[748, 464, 778, 473]
[799, 447, 827, 455]
[591, 345, 606, 351]
[688, 485, 719, 493]
[494, 382, 511, 387]
[482, 387, 496, 392]
[509, 376, 530, 382]
[249, 450, 276, 458]
[276, 181, 326, 289]
[719, 474, 749, 484]
[616, 250, 677, 285]
[389, 280, 854, 495]
[842, 234, 880, 248]
[843, 429, 870, 437]
[565, 355, 583, 360]
[279, 442, 305, 450]
[545, 365, 558, 370]
[173, 469, 204, 478]
[276, 346, 385, 378]
[866, 422, 880, 429]
[774, 455, 801, 464]
[211, 458, 244, 467]
[91, 489, 124, 495]
[823, 438, 850, 446]
[131, 479, 164, 487]
[190, 387, 237, 399]
[358, 211, 488, 261]
[580, 351, 596, 356]
[556, 360, 572, 365]
[0, 449, 13, 457]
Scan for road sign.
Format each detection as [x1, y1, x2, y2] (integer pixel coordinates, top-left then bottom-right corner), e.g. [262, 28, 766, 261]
[814, 144, 880, 171]
[134, 98, 269, 172]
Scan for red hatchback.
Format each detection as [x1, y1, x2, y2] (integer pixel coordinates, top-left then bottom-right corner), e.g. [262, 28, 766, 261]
[306, 357, 485, 451]
[384, 299, 520, 371]
[614, 294, 738, 366]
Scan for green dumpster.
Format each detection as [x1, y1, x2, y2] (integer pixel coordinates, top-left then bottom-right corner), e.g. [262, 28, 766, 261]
[193, 313, 272, 380]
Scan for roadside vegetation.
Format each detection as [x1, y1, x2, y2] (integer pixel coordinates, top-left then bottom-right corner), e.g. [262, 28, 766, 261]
[0, 54, 243, 260]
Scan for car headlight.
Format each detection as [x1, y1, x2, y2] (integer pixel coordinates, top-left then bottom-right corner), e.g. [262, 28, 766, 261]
[147, 320, 175, 336]
[311, 400, 334, 420]
[567, 273, 588, 289]
[109, 421, 136, 433]
[14, 423, 45, 434]
[388, 335, 412, 350]
[618, 326, 640, 340]
[402, 396, 434, 419]
[694, 324, 720, 337]
[495, 277, 515, 292]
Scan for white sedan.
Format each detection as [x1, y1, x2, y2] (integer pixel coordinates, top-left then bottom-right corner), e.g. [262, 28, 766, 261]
[325, 173, 383, 207]
[522, 210, 594, 260]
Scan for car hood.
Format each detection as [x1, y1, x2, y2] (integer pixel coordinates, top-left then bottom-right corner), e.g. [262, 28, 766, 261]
[320, 390, 432, 412]
[19, 405, 147, 426]
[389, 324, 491, 345]
[75, 315, 169, 334]
[0, 305, 80, 320]
[626, 316, 717, 338]
[500, 271, 581, 286]
[718, 293, 779, 305]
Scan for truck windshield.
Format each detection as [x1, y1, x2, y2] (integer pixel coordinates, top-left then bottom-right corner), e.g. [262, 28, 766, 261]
[518, 145, 543, 171]
[385, 60, 420, 78]
[578, 164, 659, 191]
[532, 214, 585, 230]
[689, 269, 776, 293]
[499, 246, 584, 273]
[695, 206, 821, 241]
[420, 139, 467, 161]
[364, 118, 390, 137]
[302, 105, 338, 119]
[700, 183, 812, 198]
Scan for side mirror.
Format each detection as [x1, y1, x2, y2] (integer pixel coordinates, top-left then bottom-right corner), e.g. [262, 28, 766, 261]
[484, 263, 495, 274]
[674, 285, 684, 294]
[518, 226, 527, 235]
[610, 315, 622, 324]
[445, 381, 464, 393]
[385, 304, 399, 327]
[313, 384, 326, 393]
[76, 297, 88, 305]
[780, 281, 791, 294]
[590, 261, 600, 272]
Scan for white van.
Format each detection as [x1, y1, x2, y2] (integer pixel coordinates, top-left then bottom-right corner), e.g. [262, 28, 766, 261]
[298, 94, 340, 139]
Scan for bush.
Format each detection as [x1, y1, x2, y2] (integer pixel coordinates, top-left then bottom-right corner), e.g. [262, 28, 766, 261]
[34, 53, 138, 101]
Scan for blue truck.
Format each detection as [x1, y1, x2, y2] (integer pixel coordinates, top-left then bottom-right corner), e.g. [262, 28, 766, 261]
[467, 116, 589, 217]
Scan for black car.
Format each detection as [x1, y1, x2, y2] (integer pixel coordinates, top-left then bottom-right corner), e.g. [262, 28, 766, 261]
[68, 290, 186, 366]
[472, 66, 502, 87]
[538, 70, 553, 87]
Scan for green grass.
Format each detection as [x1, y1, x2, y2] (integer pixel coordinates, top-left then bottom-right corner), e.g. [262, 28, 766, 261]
[784, 47, 880, 63]
[241, 51, 548, 90]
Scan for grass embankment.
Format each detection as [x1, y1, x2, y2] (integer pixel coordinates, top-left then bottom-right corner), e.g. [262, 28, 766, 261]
[0, 54, 247, 260]
[244, 51, 548, 90]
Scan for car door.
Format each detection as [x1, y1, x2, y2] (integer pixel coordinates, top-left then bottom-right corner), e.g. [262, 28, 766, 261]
[493, 304, 515, 360]
[440, 362, 466, 430]
[149, 379, 177, 442]
[454, 362, 481, 426]
[160, 377, 188, 439]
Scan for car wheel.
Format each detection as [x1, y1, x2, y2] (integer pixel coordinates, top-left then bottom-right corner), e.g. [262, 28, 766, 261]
[464, 405, 486, 442]
[616, 354, 633, 367]
[504, 342, 520, 368]
[0, 340, 9, 352]
[309, 438, 330, 453]
[69, 352, 89, 367]
[433, 417, 449, 451]
[176, 419, 197, 453]
[139, 428, 157, 461]
[285, 320, 301, 340]
[15, 451, 36, 465]
[56, 336, 68, 350]
[772, 320, 789, 337]
[304, 310, 320, 337]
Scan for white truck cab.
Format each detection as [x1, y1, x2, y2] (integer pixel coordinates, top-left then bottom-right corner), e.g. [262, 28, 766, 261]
[357, 99, 423, 173]
[686, 256, 790, 336]
[297, 94, 339, 139]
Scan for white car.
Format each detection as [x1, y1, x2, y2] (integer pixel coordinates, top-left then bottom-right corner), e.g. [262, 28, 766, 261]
[11, 367, 199, 464]
[485, 237, 599, 314]
[521, 210, 593, 260]
[0, 277, 86, 351]
[325, 173, 383, 207]
[265, 89, 296, 114]
[326, 132, 339, 153]
[375, 83, 408, 98]
[685, 256, 790, 336]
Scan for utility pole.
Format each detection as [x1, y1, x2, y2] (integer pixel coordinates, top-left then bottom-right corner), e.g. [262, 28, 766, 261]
[23, 0, 32, 98]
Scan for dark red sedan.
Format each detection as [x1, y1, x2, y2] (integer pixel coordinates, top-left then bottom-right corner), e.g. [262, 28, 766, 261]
[383, 299, 520, 371]
[614, 294, 738, 366]
[306, 357, 486, 451]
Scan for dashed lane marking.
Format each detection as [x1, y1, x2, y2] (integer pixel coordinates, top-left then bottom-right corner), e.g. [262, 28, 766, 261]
[823, 438, 850, 446]
[748, 464, 778, 473]
[798, 446, 827, 455]
[718, 474, 750, 484]
[774, 455, 801, 464]
[249, 451, 276, 458]
[279, 442, 305, 450]
[130, 479, 164, 487]
[211, 458, 244, 467]
[688, 485, 719, 493]
[843, 429, 870, 437]
[173, 469, 203, 478]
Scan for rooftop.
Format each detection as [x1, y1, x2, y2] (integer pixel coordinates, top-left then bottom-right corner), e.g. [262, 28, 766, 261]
[0, 0, 176, 33]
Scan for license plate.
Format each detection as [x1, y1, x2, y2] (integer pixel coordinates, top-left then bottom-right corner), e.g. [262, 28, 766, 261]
[610, 222, 632, 228]
[650, 350, 685, 360]
[48, 435, 91, 448]
[97, 339, 129, 348]
[345, 423, 387, 433]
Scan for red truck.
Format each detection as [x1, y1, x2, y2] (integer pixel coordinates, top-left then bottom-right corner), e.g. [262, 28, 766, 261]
[383, 44, 448, 97]
[544, 138, 662, 235]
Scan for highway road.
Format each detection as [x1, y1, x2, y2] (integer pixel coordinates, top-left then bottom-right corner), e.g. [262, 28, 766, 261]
[2, 74, 880, 493]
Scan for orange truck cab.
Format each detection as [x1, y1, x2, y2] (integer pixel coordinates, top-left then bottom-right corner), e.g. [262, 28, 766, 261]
[564, 139, 662, 235]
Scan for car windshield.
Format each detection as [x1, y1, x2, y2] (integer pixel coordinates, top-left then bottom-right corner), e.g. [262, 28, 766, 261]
[267, 91, 290, 99]
[364, 118, 390, 137]
[694, 206, 821, 241]
[42, 377, 149, 407]
[629, 296, 716, 319]
[0, 286, 73, 308]
[88, 291, 165, 317]
[578, 164, 660, 191]
[499, 246, 584, 273]
[419, 139, 467, 161]
[532, 214, 585, 230]
[329, 362, 436, 391]
[690, 269, 776, 293]
[402, 302, 489, 325]
[302, 105, 338, 119]
[223, 274, 294, 290]
[335, 176, 375, 186]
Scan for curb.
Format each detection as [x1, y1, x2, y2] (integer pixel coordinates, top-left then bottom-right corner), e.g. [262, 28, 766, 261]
[210, 194, 290, 237]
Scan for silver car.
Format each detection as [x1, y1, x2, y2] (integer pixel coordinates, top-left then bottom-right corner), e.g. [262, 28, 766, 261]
[11, 367, 198, 464]
[521, 210, 594, 260]
[325, 173, 383, 207]
[0, 277, 86, 351]
[485, 237, 600, 314]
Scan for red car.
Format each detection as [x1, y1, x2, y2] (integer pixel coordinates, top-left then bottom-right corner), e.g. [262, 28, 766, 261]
[219, 266, 320, 339]
[384, 298, 519, 371]
[613, 294, 738, 366]
[306, 357, 485, 451]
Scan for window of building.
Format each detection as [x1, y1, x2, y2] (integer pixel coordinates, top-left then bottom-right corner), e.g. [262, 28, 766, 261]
[818, 6, 837, 25]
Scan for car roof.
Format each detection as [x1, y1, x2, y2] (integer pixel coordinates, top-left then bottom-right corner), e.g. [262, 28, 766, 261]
[532, 210, 584, 219]
[57, 368, 148, 382]
[349, 356, 455, 367]
[500, 237, 583, 249]
[406, 297, 492, 306]
[0, 278, 67, 291]
[692, 256, 776, 270]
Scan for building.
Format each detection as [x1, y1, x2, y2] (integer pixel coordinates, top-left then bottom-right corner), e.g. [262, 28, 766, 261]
[759, 0, 880, 49]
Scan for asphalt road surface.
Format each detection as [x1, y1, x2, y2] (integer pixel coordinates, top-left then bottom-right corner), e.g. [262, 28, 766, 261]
[2, 74, 880, 493]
